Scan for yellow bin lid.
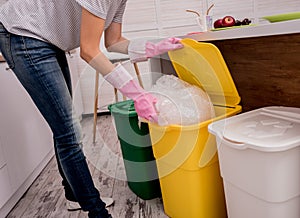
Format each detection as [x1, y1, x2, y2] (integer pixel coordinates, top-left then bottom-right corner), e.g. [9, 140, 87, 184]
[168, 38, 241, 107]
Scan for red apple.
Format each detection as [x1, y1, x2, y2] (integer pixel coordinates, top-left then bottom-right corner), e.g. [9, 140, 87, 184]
[213, 19, 223, 28]
[222, 16, 235, 27]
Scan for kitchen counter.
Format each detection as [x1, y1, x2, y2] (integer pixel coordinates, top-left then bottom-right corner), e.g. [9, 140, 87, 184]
[186, 19, 300, 41]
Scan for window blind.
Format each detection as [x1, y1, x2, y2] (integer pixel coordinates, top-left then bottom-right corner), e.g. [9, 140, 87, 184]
[122, 0, 158, 32]
[123, 0, 204, 37]
[123, 0, 300, 37]
[256, 0, 300, 16]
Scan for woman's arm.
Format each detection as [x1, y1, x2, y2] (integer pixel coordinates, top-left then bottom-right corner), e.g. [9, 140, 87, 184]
[78, 7, 181, 122]
[79, 10, 158, 122]
[104, 23, 183, 62]
[79, 8, 115, 76]
[104, 22, 129, 54]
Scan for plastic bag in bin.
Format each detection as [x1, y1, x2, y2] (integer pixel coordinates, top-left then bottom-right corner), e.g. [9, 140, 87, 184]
[151, 75, 215, 126]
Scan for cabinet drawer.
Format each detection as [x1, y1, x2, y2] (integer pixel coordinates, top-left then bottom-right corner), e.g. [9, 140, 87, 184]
[0, 165, 13, 209]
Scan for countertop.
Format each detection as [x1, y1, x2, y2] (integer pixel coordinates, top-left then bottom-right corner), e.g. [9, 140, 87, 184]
[185, 19, 300, 41]
[1, 19, 299, 61]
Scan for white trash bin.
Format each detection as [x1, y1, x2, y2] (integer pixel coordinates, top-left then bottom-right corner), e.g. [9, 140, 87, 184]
[208, 106, 300, 218]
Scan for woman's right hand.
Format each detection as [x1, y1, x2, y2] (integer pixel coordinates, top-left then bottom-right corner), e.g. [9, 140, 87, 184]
[122, 82, 158, 122]
[104, 63, 158, 122]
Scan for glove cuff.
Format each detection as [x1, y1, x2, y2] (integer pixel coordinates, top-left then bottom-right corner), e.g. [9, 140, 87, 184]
[103, 63, 133, 89]
[128, 39, 148, 62]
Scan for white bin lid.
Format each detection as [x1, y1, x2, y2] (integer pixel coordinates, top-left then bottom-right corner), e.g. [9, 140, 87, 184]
[209, 106, 300, 152]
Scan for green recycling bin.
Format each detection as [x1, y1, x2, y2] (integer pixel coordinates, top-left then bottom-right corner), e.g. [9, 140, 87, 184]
[108, 100, 161, 200]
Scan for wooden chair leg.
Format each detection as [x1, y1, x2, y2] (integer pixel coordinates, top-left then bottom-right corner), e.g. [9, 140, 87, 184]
[93, 72, 100, 143]
[133, 62, 144, 88]
[114, 88, 118, 102]
[93, 62, 140, 143]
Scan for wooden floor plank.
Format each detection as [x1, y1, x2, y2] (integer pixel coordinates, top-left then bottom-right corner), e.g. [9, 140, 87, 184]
[6, 157, 58, 218]
[137, 198, 165, 218]
[20, 169, 62, 218]
[109, 159, 139, 218]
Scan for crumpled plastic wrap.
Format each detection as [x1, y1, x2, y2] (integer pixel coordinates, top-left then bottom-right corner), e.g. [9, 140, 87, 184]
[151, 75, 215, 126]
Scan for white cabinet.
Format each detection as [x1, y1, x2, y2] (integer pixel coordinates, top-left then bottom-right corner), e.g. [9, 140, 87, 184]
[0, 62, 53, 217]
[0, 139, 12, 210]
[0, 166, 13, 209]
[0, 140, 5, 168]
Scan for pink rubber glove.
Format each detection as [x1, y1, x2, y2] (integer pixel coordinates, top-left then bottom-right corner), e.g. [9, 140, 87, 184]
[128, 37, 184, 62]
[145, 37, 184, 58]
[104, 63, 158, 122]
[120, 80, 158, 122]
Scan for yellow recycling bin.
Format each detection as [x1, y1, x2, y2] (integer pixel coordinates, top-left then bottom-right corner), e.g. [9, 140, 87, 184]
[148, 39, 242, 218]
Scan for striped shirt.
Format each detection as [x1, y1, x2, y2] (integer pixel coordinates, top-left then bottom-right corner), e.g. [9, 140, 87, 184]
[0, 0, 127, 51]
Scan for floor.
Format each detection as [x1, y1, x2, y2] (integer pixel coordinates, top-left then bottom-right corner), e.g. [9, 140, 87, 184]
[6, 115, 168, 218]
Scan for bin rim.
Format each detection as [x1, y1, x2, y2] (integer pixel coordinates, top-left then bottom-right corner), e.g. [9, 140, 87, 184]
[148, 105, 242, 131]
[108, 99, 137, 117]
[208, 106, 300, 152]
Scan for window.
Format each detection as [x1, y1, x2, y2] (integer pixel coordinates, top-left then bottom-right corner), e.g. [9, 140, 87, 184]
[123, 0, 204, 37]
[122, 0, 300, 37]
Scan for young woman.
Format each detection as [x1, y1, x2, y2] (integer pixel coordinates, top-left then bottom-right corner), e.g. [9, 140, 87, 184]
[0, 0, 182, 217]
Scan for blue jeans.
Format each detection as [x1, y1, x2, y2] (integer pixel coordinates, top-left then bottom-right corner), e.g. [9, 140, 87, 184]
[0, 23, 110, 218]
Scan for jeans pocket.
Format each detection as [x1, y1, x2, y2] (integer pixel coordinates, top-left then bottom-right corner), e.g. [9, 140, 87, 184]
[0, 23, 15, 69]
